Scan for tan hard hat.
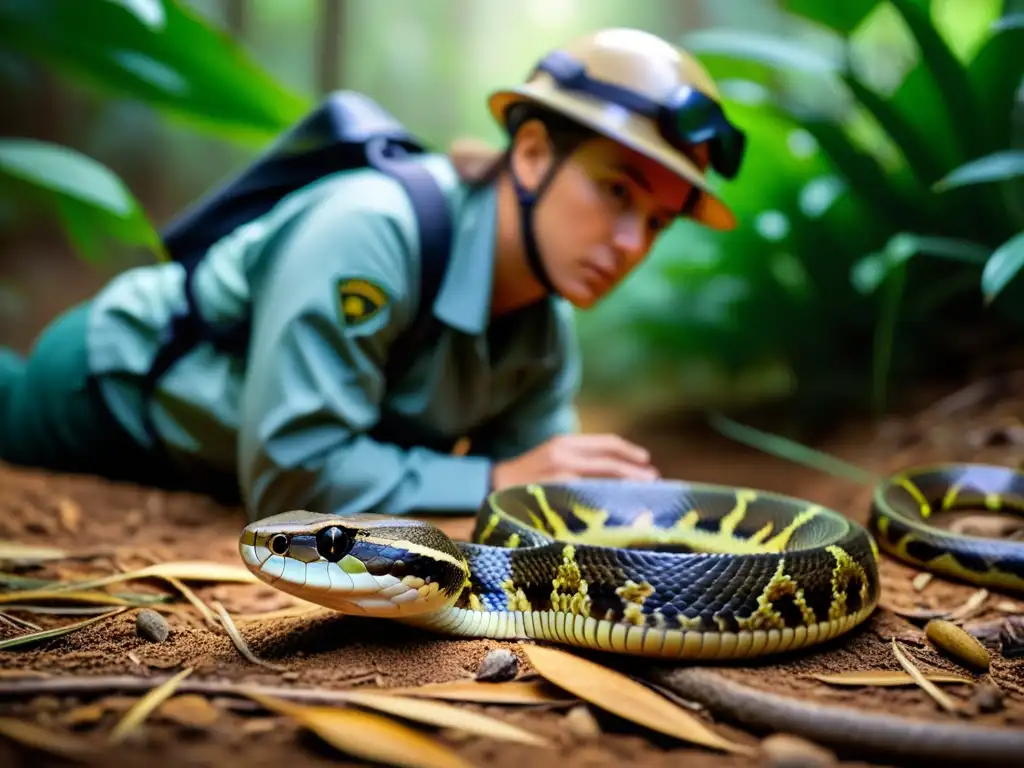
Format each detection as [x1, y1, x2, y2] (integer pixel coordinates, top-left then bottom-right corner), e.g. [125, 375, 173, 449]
[488, 28, 740, 231]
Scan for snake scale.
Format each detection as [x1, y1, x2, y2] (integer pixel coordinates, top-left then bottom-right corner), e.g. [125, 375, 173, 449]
[238, 462, 1024, 760]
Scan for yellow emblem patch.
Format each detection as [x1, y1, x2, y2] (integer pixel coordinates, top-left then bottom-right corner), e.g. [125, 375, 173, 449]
[337, 278, 388, 325]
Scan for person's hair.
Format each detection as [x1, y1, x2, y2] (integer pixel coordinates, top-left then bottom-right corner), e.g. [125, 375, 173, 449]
[447, 101, 600, 190]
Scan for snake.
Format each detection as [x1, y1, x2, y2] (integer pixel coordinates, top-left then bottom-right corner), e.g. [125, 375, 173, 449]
[239, 464, 1024, 659]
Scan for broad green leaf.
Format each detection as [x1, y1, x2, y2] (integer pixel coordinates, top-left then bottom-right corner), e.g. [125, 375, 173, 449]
[781, 0, 879, 36]
[981, 230, 1024, 303]
[104, 0, 165, 29]
[683, 28, 841, 76]
[0, 0, 309, 144]
[0, 138, 163, 263]
[933, 150, 1024, 191]
[0, 138, 134, 215]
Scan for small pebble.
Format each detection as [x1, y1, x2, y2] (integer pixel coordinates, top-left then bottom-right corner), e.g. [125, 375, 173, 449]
[564, 705, 601, 740]
[974, 683, 1005, 714]
[759, 733, 837, 768]
[136, 609, 169, 643]
[475, 648, 518, 682]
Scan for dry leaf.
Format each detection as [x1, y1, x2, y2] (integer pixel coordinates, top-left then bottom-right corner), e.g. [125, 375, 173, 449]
[340, 689, 548, 746]
[0, 715, 96, 760]
[947, 589, 990, 622]
[109, 667, 194, 743]
[0, 541, 68, 565]
[521, 644, 754, 755]
[0, 608, 127, 650]
[912, 572, 932, 592]
[809, 670, 975, 687]
[891, 639, 962, 715]
[58, 498, 81, 533]
[164, 575, 217, 627]
[157, 694, 220, 729]
[211, 601, 289, 671]
[383, 679, 573, 705]
[241, 689, 473, 768]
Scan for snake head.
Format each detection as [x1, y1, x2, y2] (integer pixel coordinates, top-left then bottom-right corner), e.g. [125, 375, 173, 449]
[238, 510, 468, 618]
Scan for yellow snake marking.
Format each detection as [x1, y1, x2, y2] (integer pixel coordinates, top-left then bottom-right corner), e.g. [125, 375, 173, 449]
[616, 579, 655, 627]
[505, 532, 521, 548]
[868, 534, 880, 563]
[477, 511, 501, 543]
[749, 521, 775, 544]
[672, 510, 700, 531]
[941, 479, 965, 511]
[340, 554, 366, 574]
[570, 503, 610, 531]
[895, 474, 932, 517]
[735, 558, 816, 632]
[500, 578, 532, 611]
[874, 515, 890, 539]
[826, 545, 870, 622]
[468, 593, 484, 611]
[762, 506, 822, 552]
[529, 484, 570, 538]
[358, 535, 468, 573]
[550, 544, 591, 617]
[718, 489, 758, 537]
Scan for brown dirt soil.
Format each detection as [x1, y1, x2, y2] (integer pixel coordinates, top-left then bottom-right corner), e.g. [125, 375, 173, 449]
[1, 389, 1024, 768]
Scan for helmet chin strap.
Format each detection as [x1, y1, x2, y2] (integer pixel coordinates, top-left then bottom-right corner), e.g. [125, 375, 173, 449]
[509, 156, 565, 298]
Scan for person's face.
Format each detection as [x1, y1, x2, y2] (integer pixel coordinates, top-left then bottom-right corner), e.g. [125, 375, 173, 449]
[512, 123, 699, 309]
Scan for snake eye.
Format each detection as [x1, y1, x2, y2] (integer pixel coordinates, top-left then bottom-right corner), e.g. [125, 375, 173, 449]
[268, 534, 289, 556]
[316, 526, 353, 562]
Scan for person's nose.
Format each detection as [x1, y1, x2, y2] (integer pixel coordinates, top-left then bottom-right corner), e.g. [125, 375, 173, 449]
[612, 215, 648, 265]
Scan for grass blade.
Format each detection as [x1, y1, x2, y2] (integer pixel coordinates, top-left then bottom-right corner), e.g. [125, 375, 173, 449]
[522, 644, 754, 755]
[891, 638, 962, 714]
[0, 541, 68, 565]
[339, 690, 549, 746]
[981, 231, 1024, 304]
[51, 560, 258, 593]
[0, 608, 127, 650]
[211, 601, 289, 672]
[933, 150, 1024, 192]
[108, 667, 194, 744]
[0, 589, 135, 607]
[809, 670, 974, 687]
[706, 412, 876, 484]
[241, 689, 474, 768]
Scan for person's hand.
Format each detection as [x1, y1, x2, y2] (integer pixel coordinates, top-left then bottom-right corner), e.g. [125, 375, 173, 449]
[490, 433, 660, 490]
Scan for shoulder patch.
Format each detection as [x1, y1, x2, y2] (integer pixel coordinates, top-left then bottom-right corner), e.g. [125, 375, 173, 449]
[337, 278, 389, 326]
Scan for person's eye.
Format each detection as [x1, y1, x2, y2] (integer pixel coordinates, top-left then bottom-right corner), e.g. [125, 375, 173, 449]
[604, 180, 632, 209]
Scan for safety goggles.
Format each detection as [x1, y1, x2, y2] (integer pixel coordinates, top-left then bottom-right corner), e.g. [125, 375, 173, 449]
[532, 51, 746, 180]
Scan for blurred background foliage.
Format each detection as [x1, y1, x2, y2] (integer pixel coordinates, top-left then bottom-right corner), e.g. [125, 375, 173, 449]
[1, 0, 1022, 427]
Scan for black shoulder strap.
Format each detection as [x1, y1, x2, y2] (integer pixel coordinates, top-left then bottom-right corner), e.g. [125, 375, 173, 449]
[370, 149, 453, 381]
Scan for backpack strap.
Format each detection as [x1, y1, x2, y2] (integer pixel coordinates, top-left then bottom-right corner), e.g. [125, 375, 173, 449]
[369, 143, 454, 381]
[137, 153, 453, 456]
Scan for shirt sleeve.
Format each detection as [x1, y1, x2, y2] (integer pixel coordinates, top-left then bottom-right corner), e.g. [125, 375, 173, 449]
[474, 300, 583, 461]
[237, 187, 493, 521]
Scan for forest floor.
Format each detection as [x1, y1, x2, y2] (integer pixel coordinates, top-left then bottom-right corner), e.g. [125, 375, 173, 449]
[1, 378, 1024, 768]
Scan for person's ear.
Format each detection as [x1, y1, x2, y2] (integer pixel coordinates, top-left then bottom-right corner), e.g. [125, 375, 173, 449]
[508, 119, 554, 193]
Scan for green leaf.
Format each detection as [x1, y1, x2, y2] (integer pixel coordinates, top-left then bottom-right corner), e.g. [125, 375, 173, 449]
[0, 138, 163, 263]
[933, 150, 1024, 191]
[992, 13, 1024, 32]
[781, 0, 879, 36]
[0, 138, 134, 216]
[0, 0, 310, 144]
[683, 28, 841, 76]
[888, 0, 984, 163]
[981, 230, 1024, 303]
[842, 72, 946, 188]
[871, 257, 907, 415]
[706, 412, 876, 484]
[851, 233, 989, 294]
